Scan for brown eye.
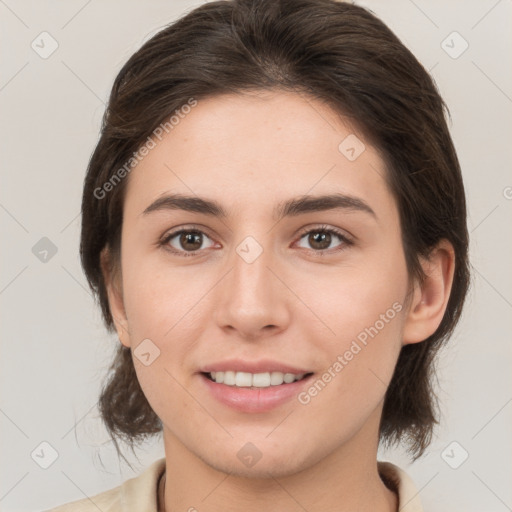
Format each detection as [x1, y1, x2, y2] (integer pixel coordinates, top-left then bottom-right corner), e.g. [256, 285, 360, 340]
[307, 231, 332, 251]
[296, 226, 353, 254]
[162, 229, 216, 256]
[178, 231, 203, 251]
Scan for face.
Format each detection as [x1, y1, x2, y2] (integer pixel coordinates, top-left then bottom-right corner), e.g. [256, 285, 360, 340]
[107, 90, 414, 477]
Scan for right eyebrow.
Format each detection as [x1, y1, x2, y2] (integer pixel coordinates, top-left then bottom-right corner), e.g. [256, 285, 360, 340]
[141, 194, 227, 218]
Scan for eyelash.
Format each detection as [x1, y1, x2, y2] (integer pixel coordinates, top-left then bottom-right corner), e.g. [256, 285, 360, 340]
[159, 224, 354, 258]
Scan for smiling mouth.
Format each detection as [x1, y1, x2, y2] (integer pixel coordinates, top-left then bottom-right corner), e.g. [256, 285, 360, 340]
[202, 371, 314, 388]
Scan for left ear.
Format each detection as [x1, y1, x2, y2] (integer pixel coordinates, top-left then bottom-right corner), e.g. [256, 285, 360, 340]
[402, 239, 456, 345]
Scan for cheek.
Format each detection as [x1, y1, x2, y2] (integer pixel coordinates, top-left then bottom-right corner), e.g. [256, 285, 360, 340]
[297, 246, 408, 399]
[296, 301, 405, 441]
[122, 252, 207, 339]
[301, 246, 408, 347]
[121, 259, 208, 424]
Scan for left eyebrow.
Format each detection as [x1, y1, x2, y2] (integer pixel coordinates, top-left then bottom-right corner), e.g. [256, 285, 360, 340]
[141, 192, 377, 221]
[275, 193, 377, 221]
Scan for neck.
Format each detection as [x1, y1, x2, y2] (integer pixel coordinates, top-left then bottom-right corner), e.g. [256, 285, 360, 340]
[160, 417, 397, 512]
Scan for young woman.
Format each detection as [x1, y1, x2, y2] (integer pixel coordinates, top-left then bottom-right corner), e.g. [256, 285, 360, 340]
[47, 0, 470, 510]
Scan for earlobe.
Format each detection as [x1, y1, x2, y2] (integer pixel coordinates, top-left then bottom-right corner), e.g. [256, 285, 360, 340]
[402, 239, 455, 345]
[100, 247, 131, 348]
[112, 313, 130, 348]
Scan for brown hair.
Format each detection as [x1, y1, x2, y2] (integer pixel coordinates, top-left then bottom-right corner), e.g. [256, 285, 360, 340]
[80, 0, 470, 462]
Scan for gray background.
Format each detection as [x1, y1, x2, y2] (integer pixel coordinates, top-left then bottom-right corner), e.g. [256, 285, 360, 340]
[1, 0, 511, 510]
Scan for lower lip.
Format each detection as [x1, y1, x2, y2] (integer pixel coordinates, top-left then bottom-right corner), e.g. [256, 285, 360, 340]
[200, 373, 313, 413]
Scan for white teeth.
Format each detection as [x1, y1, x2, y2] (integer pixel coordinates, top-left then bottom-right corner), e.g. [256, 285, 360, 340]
[223, 371, 235, 385]
[270, 371, 284, 385]
[209, 371, 307, 387]
[252, 373, 271, 387]
[235, 372, 253, 387]
[283, 373, 296, 384]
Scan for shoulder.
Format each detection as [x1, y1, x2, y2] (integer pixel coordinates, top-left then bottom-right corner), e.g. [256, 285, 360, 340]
[42, 486, 119, 512]
[378, 460, 424, 512]
[42, 457, 166, 512]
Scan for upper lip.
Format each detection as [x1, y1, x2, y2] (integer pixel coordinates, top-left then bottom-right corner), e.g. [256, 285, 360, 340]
[200, 359, 312, 375]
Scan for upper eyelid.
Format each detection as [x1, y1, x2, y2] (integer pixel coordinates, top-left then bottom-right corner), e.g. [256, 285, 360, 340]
[297, 224, 352, 238]
[163, 224, 349, 239]
[162, 224, 352, 250]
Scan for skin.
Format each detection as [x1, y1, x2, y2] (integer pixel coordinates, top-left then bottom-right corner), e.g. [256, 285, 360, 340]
[102, 90, 455, 512]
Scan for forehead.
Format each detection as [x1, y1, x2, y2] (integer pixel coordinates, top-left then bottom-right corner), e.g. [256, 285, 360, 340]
[123, 90, 396, 221]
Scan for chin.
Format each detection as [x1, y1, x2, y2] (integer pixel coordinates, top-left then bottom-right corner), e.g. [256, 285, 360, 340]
[204, 453, 308, 479]
[194, 438, 320, 479]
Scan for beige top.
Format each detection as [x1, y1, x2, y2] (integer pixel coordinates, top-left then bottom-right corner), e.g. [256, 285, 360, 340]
[44, 457, 423, 512]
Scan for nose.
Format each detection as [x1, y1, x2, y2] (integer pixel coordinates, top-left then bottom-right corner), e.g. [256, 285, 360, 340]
[213, 240, 291, 340]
